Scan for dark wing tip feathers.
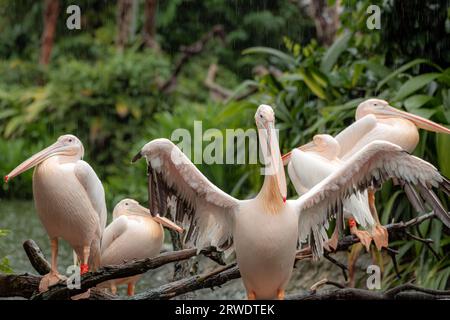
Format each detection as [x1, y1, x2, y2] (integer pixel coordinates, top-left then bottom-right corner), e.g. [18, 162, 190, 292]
[131, 150, 143, 163]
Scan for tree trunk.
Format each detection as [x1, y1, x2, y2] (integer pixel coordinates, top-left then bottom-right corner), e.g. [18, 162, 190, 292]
[116, 0, 134, 52]
[308, 0, 340, 46]
[143, 0, 159, 49]
[39, 0, 60, 65]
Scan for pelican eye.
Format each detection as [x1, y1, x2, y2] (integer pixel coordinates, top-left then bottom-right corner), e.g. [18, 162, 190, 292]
[68, 138, 73, 142]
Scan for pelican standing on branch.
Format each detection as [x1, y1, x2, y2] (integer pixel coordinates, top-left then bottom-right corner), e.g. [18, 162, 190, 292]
[132, 104, 450, 299]
[283, 98, 450, 249]
[99, 198, 182, 296]
[5, 134, 106, 292]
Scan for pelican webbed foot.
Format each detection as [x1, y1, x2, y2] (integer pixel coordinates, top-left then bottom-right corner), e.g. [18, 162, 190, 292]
[349, 218, 372, 252]
[38, 272, 67, 292]
[372, 224, 389, 250]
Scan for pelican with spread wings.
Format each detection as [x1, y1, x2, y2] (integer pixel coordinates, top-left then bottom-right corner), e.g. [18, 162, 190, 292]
[132, 104, 450, 300]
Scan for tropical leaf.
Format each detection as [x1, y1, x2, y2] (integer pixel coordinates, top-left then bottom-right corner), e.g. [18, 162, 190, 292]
[298, 69, 326, 99]
[393, 73, 441, 101]
[377, 59, 442, 91]
[404, 94, 432, 110]
[242, 47, 296, 67]
[320, 32, 352, 73]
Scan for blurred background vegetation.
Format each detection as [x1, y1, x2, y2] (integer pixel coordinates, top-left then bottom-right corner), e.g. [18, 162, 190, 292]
[0, 0, 449, 290]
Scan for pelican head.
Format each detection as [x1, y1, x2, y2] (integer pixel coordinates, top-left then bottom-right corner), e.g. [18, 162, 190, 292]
[356, 98, 450, 134]
[299, 134, 341, 160]
[255, 104, 287, 203]
[113, 198, 183, 233]
[5, 134, 84, 183]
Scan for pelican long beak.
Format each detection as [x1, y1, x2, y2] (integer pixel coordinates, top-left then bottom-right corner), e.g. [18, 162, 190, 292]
[5, 141, 65, 183]
[266, 121, 287, 202]
[381, 105, 450, 134]
[153, 215, 184, 233]
[281, 141, 317, 166]
[130, 204, 183, 233]
[298, 141, 317, 152]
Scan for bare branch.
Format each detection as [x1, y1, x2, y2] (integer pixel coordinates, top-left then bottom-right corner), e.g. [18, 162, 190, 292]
[160, 25, 226, 93]
[287, 284, 450, 300]
[23, 240, 51, 275]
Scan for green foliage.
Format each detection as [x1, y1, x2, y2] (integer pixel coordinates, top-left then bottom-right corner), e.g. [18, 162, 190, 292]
[0, 229, 12, 274]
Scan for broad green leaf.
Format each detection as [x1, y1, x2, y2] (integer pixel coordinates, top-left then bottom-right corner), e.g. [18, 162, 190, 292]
[393, 73, 440, 101]
[381, 190, 403, 225]
[225, 80, 259, 103]
[351, 63, 364, 87]
[436, 134, 450, 177]
[242, 47, 296, 67]
[406, 108, 436, 119]
[404, 95, 432, 110]
[299, 69, 326, 99]
[363, 60, 392, 79]
[377, 59, 442, 90]
[320, 32, 352, 73]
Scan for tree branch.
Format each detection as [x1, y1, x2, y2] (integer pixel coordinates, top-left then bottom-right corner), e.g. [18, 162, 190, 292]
[23, 240, 51, 275]
[159, 25, 226, 93]
[0, 212, 442, 300]
[287, 284, 450, 300]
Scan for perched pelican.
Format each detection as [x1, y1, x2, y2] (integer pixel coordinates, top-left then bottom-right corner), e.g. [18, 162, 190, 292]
[284, 98, 450, 248]
[132, 104, 449, 299]
[99, 198, 182, 296]
[5, 134, 106, 292]
[285, 134, 374, 252]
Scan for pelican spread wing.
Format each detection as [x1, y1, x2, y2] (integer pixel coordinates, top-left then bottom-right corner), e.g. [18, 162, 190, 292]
[294, 140, 450, 257]
[134, 138, 240, 250]
[74, 160, 107, 231]
[288, 150, 373, 229]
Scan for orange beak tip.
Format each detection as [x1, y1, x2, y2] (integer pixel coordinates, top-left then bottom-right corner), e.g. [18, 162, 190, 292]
[283, 196, 286, 203]
[4, 175, 9, 184]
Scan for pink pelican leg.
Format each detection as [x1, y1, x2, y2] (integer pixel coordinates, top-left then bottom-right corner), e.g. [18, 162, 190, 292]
[368, 190, 388, 250]
[38, 238, 67, 292]
[127, 283, 135, 296]
[348, 218, 372, 252]
[324, 218, 372, 252]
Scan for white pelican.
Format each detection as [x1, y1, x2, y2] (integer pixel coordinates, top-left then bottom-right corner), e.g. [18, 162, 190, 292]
[131, 104, 449, 299]
[5, 134, 106, 292]
[99, 198, 182, 296]
[285, 134, 374, 251]
[284, 98, 450, 249]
